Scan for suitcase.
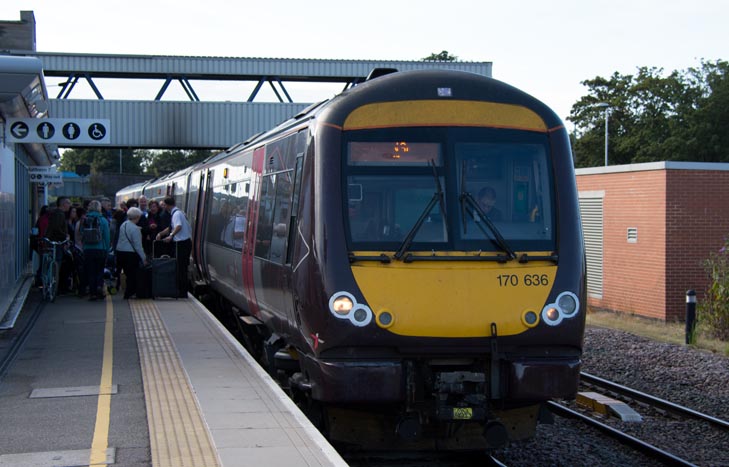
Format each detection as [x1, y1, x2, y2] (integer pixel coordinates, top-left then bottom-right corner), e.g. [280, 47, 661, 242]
[136, 264, 153, 299]
[152, 241, 179, 298]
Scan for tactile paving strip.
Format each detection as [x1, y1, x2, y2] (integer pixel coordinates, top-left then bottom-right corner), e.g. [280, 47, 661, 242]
[130, 299, 221, 467]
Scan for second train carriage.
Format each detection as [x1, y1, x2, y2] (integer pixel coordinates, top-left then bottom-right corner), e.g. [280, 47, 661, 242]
[119, 69, 586, 449]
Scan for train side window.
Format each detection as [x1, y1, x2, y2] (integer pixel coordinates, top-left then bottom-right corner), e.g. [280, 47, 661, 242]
[286, 155, 304, 265]
[254, 174, 276, 259]
[269, 170, 293, 264]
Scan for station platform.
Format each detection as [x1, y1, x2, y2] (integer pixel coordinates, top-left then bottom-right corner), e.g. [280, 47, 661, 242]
[0, 286, 347, 467]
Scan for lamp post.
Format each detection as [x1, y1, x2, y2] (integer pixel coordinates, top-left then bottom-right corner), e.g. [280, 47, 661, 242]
[595, 102, 610, 166]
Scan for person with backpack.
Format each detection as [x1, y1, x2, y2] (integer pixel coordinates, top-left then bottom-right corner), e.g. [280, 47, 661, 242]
[83, 200, 111, 301]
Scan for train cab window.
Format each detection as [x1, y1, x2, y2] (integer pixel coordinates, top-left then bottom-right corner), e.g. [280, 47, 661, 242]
[456, 141, 554, 251]
[347, 175, 448, 245]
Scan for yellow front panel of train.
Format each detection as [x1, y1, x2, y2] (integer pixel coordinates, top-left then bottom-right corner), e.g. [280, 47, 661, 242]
[351, 258, 556, 337]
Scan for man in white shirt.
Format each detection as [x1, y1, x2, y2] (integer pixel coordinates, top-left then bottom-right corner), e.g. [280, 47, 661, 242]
[156, 196, 192, 298]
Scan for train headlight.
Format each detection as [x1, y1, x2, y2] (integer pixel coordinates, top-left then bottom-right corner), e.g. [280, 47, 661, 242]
[542, 306, 562, 326]
[377, 310, 395, 328]
[521, 310, 539, 328]
[557, 292, 579, 317]
[541, 291, 580, 326]
[330, 293, 354, 315]
[328, 291, 373, 327]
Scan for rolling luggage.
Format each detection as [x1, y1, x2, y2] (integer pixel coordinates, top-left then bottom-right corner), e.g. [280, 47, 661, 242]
[152, 241, 178, 299]
[136, 264, 153, 299]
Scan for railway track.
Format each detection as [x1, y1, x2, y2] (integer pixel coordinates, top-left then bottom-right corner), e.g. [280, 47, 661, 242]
[580, 371, 729, 432]
[544, 371, 729, 466]
[547, 401, 697, 467]
[341, 450, 507, 467]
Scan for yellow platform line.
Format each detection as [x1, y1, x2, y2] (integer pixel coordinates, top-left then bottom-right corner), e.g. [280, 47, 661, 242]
[130, 299, 220, 467]
[88, 294, 115, 466]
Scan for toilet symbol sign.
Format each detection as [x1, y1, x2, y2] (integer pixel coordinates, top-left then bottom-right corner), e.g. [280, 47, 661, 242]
[62, 122, 81, 140]
[37, 122, 55, 139]
[5, 118, 111, 145]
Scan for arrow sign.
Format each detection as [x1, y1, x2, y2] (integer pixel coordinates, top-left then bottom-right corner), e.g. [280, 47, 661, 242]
[10, 121, 29, 139]
[6, 118, 111, 145]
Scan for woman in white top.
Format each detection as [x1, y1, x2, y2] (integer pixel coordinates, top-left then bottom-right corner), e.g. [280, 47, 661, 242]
[116, 207, 149, 299]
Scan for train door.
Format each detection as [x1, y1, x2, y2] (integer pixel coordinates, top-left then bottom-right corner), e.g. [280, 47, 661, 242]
[242, 147, 264, 318]
[193, 170, 210, 282]
[281, 149, 305, 330]
[251, 131, 305, 334]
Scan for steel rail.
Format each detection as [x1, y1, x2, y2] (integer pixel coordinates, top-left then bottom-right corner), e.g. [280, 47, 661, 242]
[547, 401, 698, 467]
[580, 371, 729, 431]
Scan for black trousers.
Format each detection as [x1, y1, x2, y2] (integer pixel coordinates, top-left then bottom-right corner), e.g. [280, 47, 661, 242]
[84, 249, 107, 298]
[117, 251, 141, 298]
[173, 239, 192, 298]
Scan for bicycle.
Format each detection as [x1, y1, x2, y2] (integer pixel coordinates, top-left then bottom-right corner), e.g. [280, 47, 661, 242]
[41, 237, 69, 302]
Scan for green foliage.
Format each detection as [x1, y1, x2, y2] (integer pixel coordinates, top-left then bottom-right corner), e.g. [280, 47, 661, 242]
[698, 238, 729, 341]
[60, 148, 217, 177]
[568, 60, 729, 167]
[144, 149, 217, 177]
[59, 148, 144, 174]
[422, 50, 458, 61]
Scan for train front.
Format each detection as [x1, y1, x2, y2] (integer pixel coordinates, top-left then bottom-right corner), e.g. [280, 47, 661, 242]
[298, 70, 585, 449]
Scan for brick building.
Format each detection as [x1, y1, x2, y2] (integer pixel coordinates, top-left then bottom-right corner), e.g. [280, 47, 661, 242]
[575, 162, 729, 321]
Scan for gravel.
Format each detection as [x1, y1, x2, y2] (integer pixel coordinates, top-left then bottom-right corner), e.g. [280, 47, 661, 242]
[493, 326, 729, 467]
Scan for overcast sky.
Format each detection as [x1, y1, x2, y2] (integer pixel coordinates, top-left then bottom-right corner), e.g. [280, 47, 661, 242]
[2, 0, 728, 125]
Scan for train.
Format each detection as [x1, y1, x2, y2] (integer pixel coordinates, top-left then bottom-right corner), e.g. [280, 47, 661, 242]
[117, 69, 586, 450]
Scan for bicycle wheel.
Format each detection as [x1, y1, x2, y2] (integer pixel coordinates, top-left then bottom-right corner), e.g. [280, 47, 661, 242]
[48, 259, 59, 302]
[41, 254, 52, 301]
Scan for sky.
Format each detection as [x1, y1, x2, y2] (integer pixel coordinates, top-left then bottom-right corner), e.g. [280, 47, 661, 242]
[2, 0, 728, 126]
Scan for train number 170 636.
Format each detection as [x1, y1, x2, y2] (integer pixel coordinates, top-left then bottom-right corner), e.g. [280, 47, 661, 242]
[497, 274, 550, 287]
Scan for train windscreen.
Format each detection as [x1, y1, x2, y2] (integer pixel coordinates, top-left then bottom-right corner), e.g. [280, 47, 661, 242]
[344, 129, 555, 253]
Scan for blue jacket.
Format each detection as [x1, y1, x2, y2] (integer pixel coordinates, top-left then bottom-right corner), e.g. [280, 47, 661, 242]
[82, 211, 111, 252]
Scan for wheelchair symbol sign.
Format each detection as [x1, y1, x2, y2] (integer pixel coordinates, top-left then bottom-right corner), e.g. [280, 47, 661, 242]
[88, 123, 107, 140]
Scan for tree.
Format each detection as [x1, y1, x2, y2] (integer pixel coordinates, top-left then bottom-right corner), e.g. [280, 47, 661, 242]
[423, 50, 458, 61]
[144, 149, 217, 177]
[568, 60, 729, 167]
[59, 148, 145, 174]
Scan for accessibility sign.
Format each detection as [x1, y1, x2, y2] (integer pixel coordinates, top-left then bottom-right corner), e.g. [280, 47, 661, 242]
[6, 118, 111, 145]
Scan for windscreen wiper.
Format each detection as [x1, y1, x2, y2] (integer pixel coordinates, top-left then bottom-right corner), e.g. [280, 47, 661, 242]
[460, 193, 517, 260]
[393, 161, 447, 260]
[459, 162, 516, 260]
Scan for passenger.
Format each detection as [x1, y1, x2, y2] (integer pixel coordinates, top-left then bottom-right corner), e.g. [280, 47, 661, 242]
[138, 195, 149, 216]
[56, 196, 72, 214]
[47, 207, 72, 294]
[128, 198, 149, 244]
[476, 186, 503, 221]
[83, 200, 111, 301]
[115, 207, 148, 299]
[143, 200, 161, 254]
[73, 206, 88, 296]
[100, 197, 114, 225]
[156, 196, 192, 298]
[33, 206, 51, 286]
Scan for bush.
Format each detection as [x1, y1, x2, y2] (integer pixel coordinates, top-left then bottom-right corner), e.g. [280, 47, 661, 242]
[699, 239, 729, 341]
